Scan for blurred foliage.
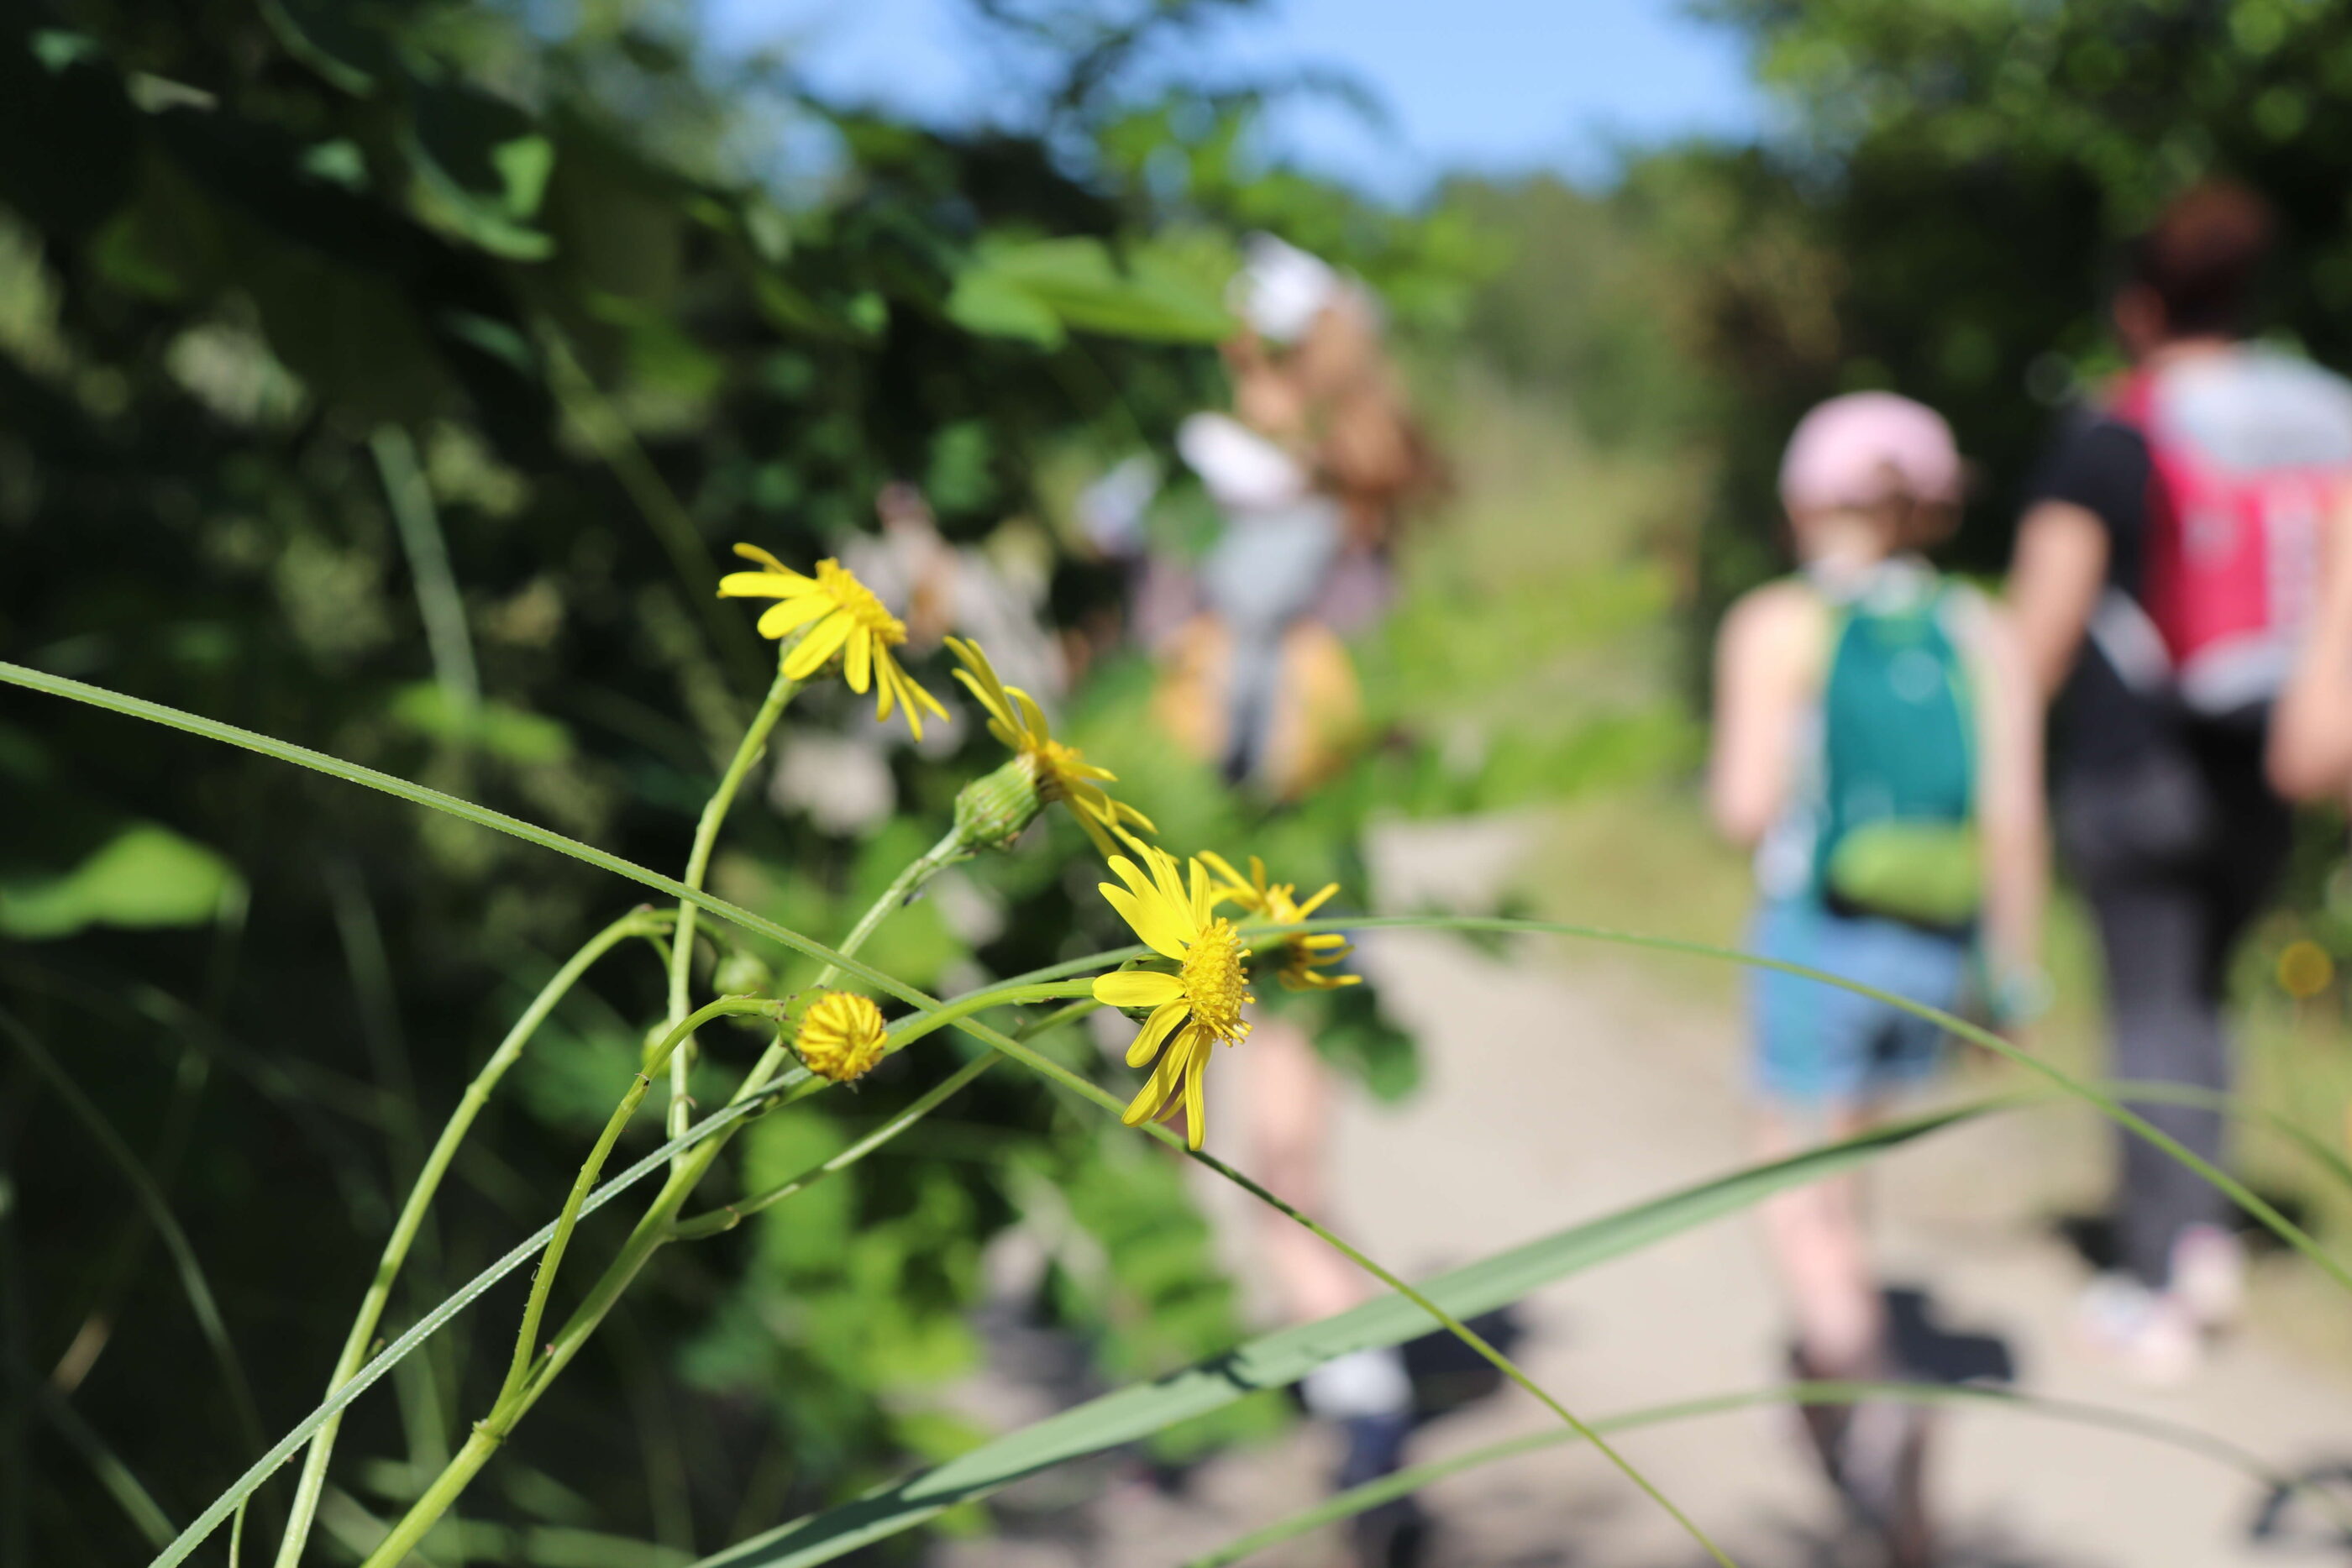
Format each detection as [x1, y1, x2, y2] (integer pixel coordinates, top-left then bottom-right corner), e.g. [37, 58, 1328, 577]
[0, 1, 1496, 1561]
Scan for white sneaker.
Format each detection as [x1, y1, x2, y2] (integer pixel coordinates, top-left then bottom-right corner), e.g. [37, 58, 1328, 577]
[2169, 1224, 2247, 1330]
[2076, 1272, 2201, 1386]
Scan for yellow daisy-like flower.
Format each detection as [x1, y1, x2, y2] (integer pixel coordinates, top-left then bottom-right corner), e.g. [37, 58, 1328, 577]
[717, 546, 949, 739]
[1200, 852, 1361, 992]
[794, 990, 889, 1083]
[945, 636, 1155, 854]
[1092, 847, 1254, 1151]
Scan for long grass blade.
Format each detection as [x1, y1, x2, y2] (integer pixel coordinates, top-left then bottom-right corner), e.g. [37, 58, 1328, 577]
[0, 1009, 270, 1487]
[2, 665, 1731, 1562]
[15, 667, 2338, 1564]
[1184, 1378, 2342, 1567]
[691, 1099, 2005, 1567]
[1298, 914, 2352, 1293]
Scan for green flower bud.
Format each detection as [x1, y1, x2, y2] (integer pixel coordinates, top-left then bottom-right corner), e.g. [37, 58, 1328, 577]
[711, 948, 774, 996]
[952, 755, 1042, 852]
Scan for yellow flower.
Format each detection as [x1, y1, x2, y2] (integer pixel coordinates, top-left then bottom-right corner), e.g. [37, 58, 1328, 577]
[944, 636, 1154, 855]
[1091, 847, 1254, 1150]
[717, 546, 949, 739]
[794, 990, 888, 1083]
[1200, 852, 1360, 992]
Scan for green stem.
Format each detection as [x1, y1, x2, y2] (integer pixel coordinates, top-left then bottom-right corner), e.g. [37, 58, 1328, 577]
[272, 909, 668, 1568]
[723, 825, 969, 1114]
[668, 652, 801, 1163]
[669, 991, 1096, 1241]
[496, 997, 772, 1407]
[361, 978, 1084, 1568]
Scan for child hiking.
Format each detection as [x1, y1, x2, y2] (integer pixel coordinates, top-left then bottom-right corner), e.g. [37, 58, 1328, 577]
[1709, 393, 2048, 1567]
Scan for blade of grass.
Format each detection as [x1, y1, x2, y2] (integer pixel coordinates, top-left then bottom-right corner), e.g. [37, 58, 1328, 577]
[145, 1081, 797, 1568]
[4, 1356, 178, 1549]
[1184, 1378, 2344, 1567]
[16, 666, 2335, 1562]
[0, 1009, 270, 1497]
[690, 1099, 2011, 1568]
[144, 984, 1078, 1568]
[1298, 914, 2352, 1294]
[5, 667, 1727, 1563]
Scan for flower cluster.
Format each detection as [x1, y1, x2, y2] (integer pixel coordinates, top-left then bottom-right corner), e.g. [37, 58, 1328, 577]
[722, 542, 1361, 1150]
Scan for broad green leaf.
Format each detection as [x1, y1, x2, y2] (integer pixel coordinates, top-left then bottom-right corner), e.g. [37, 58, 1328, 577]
[948, 235, 1233, 346]
[943, 271, 1064, 349]
[0, 822, 243, 939]
[695, 1102, 1998, 1568]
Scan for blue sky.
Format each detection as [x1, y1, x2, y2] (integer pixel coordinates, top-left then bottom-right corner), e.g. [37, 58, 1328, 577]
[701, 0, 1772, 197]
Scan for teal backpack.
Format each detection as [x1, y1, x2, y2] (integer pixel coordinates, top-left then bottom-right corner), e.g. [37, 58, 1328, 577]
[1809, 570, 1981, 930]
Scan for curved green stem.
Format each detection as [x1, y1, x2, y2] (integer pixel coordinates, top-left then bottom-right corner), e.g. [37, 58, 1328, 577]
[496, 996, 772, 1408]
[365, 981, 1084, 1568]
[721, 824, 969, 1117]
[669, 653, 802, 1163]
[24, 666, 2334, 1567]
[272, 907, 669, 1568]
[669, 992, 1099, 1241]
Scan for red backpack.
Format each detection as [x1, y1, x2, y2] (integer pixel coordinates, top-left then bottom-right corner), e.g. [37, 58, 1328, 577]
[2112, 350, 2352, 716]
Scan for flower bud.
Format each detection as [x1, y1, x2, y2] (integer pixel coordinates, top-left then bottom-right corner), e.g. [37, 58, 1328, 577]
[794, 991, 889, 1083]
[952, 755, 1043, 852]
[711, 948, 774, 997]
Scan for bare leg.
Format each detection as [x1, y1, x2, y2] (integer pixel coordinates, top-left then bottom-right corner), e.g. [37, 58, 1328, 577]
[1246, 1019, 1367, 1324]
[1756, 1102, 1884, 1374]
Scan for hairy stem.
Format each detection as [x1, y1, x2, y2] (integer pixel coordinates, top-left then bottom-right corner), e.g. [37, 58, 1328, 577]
[272, 908, 667, 1568]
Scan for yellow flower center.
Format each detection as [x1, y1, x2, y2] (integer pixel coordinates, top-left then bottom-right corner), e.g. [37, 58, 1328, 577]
[1180, 919, 1252, 1043]
[796, 990, 889, 1083]
[816, 559, 907, 645]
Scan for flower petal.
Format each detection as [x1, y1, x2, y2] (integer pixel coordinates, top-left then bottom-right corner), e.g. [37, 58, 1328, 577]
[1099, 884, 1191, 962]
[951, 668, 1016, 731]
[1010, 687, 1053, 745]
[732, 543, 795, 574]
[844, 627, 873, 694]
[1181, 1032, 1210, 1149]
[782, 611, 854, 680]
[718, 570, 795, 600]
[1121, 1037, 1189, 1127]
[1094, 969, 1186, 1009]
[1295, 882, 1340, 919]
[1126, 998, 1189, 1067]
[755, 594, 832, 640]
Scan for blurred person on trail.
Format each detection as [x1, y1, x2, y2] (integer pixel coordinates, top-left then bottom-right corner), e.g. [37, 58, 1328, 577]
[1712, 392, 2047, 1567]
[2268, 493, 2352, 803]
[1158, 233, 1441, 1568]
[2006, 182, 2352, 1380]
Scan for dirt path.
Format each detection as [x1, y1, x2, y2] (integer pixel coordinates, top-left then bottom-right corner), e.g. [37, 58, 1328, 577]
[952, 820, 2352, 1568]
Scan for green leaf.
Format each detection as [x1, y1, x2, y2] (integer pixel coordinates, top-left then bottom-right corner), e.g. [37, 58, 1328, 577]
[694, 1102, 1999, 1568]
[0, 822, 243, 939]
[943, 271, 1064, 349]
[948, 235, 1233, 346]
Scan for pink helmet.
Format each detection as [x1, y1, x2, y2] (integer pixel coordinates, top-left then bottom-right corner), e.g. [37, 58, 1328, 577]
[1777, 391, 1962, 514]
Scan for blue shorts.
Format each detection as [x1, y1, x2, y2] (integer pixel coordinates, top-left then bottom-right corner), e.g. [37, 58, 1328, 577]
[1746, 898, 1971, 1106]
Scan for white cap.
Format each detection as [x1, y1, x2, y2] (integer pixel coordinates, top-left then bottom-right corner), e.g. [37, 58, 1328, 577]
[1228, 232, 1341, 345]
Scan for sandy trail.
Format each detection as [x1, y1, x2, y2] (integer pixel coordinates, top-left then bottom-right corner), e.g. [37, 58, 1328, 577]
[950, 820, 2352, 1568]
